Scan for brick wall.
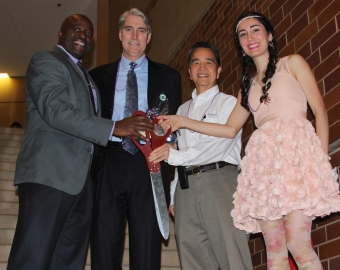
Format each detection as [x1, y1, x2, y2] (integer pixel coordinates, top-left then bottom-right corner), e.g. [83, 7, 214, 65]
[168, 0, 340, 269]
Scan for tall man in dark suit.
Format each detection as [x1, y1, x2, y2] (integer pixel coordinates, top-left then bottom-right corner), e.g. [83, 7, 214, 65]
[7, 14, 152, 270]
[89, 8, 182, 270]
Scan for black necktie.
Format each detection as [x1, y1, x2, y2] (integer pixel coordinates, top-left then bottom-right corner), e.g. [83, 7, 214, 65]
[122, 62, 138, 154]
[77, 61, 97, 115]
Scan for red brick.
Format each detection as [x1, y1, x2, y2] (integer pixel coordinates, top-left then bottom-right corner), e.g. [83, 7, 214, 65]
[294, 19, 318, 51]
[324, 66, 340, 93]
[261, 249, 267, 264]
[275, 14, 292, 39]
[296, 41, 311, 60]
[279, 40, 295, 58]
[243, 119, 254, 139]
[249, 239, 255, 254]
[249, 0, 258, 10]
[326, 220, 340, 241]
[306, 50, 320, 71]
[329, 121, 340, 145]
[251, 251, 262, 267]
[276, 35, 287, 53]
[315, 214, 340, 227]
[328, 103, 340, 126]
[287, 13, 308, 43]
[291, 0, 314, 21]
[319, 238, 340, 260]
[329, 149, 340, 168]
[269, 8, 283, 28]
[255, 236, 266, 252]
[321, 260, 329, 270]
[324, 85, 340, 111]
[269, 0, 285, 18]
[314, 51, 340, 82]
[221, 68, 237, 89]
[311, 19, 337, 52]
[307, 0, 334, 22]
[329, 256, 340, 270]
[312, 227, 327, 245]
[261, 0, 275, 12]
[320, 32, 340, 61]
[283, 0, 299, 16]
[317, 1, 340, 29]
[212, 0, 222, 15]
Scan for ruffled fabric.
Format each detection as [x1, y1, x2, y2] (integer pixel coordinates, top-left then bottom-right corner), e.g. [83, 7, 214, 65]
[231, 116, 340, 233]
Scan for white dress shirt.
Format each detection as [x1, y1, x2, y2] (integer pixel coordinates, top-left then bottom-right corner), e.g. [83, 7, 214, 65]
[168, 85, 242, 205]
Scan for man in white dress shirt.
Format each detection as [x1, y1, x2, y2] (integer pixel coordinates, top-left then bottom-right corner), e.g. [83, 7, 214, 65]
[149, 41, 253, 270]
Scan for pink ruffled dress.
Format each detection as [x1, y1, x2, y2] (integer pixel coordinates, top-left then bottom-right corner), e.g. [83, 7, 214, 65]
[231, 56, 340, 233]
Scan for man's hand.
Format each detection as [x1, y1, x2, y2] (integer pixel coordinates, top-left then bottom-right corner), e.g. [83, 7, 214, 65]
[148, 144, 171, 163]
[113, 116, 153, 141]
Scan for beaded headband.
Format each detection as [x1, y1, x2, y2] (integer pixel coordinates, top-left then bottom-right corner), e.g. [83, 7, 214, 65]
[235, 15, 261, 33]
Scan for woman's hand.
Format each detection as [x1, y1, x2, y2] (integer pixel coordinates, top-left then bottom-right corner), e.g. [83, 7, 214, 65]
[157, 115, 185, 132]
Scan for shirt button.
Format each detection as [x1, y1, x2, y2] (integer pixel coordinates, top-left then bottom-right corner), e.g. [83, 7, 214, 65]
[87, 148, 91, 152]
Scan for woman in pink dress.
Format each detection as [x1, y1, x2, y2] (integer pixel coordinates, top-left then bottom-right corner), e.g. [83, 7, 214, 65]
[150, 12, 340, 269]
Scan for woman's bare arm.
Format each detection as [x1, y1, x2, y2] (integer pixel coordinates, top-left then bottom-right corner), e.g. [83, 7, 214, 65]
[158, 91, 250, 138]
[288, 54, 329, 154]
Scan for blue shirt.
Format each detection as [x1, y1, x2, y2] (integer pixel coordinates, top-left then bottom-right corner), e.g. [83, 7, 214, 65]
[112, 54, 148, 141]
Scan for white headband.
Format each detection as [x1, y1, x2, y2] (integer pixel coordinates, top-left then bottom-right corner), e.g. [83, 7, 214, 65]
[235, 15, 261, 33]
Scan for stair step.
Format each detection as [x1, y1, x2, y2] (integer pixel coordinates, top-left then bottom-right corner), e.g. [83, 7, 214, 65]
[0, 147, 20, 155]
[0, 127, 182, 270]
[0, 202, 18, 215]
[0, 171, 15, 181]
[0, 162, 16, 172]
[0, 180, 15, 192]
[0, 154, 17, 163]
[0, 245, 11, 263]
[0, 263, 8, 270]
[0, 191, 18, 203]
[0, 230, 14, 245]
[0, 134, 24, 141]
[0, 140, 21, 148]
[0, 215, 17, 229]
[0, 128, 24, 135]
[84, 266, 181, 270]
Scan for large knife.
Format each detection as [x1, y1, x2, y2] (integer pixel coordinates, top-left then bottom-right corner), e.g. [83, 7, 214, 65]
[131, 110, 171, 239]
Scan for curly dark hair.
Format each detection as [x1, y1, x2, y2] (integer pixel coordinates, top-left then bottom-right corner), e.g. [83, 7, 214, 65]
[234, 12, 278, 111]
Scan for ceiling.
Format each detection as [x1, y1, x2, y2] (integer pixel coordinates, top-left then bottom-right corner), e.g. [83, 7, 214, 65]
[0, 0, 97, 77]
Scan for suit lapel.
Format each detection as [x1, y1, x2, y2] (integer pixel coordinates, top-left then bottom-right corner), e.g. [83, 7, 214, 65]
[52, 46, 96, 112]
[147, 59, 162, 107]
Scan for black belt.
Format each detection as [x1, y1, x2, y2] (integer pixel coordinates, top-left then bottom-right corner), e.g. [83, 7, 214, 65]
[107, 141, 122, 148]
[186, 161, 236, 176]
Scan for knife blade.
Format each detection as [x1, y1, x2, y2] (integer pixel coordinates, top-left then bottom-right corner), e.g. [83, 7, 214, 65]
[150, 171, 169, 239]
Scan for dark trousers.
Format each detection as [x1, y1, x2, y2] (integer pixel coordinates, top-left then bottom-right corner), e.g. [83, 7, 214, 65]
[90, 144, 163, 270]
[7, 174, 93, 270]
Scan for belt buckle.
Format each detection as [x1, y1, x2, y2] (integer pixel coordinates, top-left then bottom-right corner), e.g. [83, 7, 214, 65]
[191, 166, 200, 176]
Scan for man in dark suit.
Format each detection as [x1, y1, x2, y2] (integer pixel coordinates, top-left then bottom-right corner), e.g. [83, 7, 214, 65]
[7, 14, 152, 270]
[89, 8, 182, 270]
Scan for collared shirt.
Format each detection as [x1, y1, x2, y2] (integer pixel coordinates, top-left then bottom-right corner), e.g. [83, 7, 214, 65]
[57, 45, 98, 112]
[168, 85, 242, 205]
[111, 54, 148, 142]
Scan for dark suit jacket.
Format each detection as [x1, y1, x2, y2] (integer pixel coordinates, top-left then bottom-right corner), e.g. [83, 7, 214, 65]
[89, 58, 182, 200]
[14, 46, 114, 195]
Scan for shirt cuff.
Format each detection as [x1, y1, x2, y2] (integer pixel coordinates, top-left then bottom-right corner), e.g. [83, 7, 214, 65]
[109, 121, 115, 141]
